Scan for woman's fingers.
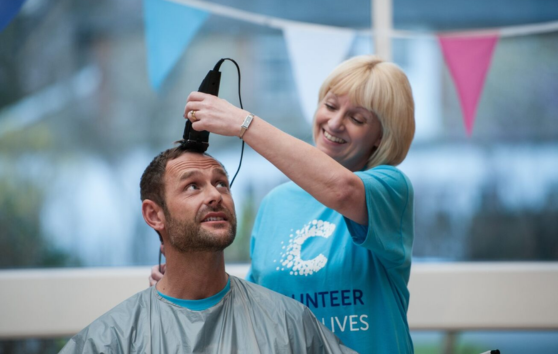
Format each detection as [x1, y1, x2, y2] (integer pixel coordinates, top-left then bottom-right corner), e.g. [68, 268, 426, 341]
[148, 263, 166, 286]
[182, 91, 247, 136]
[187, 91, 210, 102]
[149, 264, 160, 286]
[184, 91, 209, 117]
[184, 100, 203, 120]
[186, 109, 197, 122]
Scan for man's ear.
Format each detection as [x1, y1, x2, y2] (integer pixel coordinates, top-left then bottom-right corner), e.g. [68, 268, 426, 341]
[142, 200, 166, 233]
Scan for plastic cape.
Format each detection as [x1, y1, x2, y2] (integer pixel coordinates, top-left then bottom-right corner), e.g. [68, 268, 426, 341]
[59, 276, 358, 354]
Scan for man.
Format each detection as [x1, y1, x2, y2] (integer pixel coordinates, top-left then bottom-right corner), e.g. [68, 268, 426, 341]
[60, 146, 356, 354]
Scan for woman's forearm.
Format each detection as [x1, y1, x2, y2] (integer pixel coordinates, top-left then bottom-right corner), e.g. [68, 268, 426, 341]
[242, 116, 367, 224]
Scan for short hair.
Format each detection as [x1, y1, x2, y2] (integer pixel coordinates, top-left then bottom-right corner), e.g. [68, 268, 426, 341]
[140, 143, 226, 210]
[317, 55, 415, 168]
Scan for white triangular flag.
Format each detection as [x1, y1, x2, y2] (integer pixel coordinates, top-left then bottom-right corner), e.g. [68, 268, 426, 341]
[284, 26, 355, 124]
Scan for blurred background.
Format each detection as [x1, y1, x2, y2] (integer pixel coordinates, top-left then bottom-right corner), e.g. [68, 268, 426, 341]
[1, 0, 557, 352]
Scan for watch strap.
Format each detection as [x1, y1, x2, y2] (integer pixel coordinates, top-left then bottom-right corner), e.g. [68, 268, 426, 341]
[239, 113, 254, 139]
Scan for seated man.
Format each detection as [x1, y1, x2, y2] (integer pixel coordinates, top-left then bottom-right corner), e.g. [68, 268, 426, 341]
[60, 146, 356, 354]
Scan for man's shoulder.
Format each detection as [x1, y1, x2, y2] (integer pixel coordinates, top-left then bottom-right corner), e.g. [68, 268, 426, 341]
[90, 286, 153, 324]
[59, 287, 154, 353]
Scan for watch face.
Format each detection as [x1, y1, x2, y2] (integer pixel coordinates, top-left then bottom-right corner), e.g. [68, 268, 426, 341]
[242, 114, 253, 128]
[239, 114, 253, 138]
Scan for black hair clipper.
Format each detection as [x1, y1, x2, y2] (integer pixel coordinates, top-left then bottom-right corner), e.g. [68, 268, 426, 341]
[181, 59, 225, 152]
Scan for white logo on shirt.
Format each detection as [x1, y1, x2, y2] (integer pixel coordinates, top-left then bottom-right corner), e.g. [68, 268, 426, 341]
[275, 220, 335, 276]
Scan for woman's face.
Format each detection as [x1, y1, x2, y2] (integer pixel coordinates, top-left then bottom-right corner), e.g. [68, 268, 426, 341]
[313, 92, 382, 172]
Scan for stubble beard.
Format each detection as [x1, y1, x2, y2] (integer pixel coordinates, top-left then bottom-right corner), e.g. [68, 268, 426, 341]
[165, 206, 236, 253]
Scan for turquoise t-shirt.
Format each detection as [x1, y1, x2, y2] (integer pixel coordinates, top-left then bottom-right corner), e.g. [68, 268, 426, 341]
[247, 165, 414, 354]
[158, 277, 231, 311]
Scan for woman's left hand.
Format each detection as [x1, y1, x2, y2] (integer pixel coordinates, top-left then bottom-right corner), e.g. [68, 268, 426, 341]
[184, 92, 248, 137]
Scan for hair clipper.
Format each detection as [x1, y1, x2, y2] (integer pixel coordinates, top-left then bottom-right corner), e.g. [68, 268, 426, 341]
[181, 60, 224, 152]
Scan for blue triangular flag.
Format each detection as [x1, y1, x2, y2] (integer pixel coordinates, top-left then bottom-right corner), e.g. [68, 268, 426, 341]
[0, 0, 26, 32]
[144, 0, 209, 90]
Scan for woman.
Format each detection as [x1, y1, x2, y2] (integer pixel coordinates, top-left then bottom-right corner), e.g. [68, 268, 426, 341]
[155, 55, 415, 353]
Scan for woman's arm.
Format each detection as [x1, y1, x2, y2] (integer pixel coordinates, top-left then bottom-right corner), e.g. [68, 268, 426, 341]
[185, 92, 368, 224]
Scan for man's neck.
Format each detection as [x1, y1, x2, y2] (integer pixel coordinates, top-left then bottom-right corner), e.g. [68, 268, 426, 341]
[156, 249, 228, 300]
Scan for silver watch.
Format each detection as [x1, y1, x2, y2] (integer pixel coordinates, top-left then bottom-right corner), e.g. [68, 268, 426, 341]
[239, 113, 254, 139]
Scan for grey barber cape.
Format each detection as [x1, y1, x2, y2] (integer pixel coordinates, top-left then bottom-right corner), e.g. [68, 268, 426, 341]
[59, 276, 357, 354]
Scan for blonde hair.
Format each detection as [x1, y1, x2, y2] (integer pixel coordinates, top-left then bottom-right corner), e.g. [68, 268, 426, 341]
[317, 55, 415, 169]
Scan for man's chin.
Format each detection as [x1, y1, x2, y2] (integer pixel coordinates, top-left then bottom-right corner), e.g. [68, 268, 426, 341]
[200, 226, 236, 242]
[202, 234, 236, 252]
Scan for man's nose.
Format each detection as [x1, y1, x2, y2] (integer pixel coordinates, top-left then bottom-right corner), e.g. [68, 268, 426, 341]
[205, 185, 223, 206]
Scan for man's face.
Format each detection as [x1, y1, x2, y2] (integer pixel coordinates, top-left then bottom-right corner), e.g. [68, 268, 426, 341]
[162, 152, 236, 252]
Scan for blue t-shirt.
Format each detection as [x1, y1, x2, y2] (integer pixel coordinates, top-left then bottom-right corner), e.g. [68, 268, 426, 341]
[158, 277, 231, 311]
[247, 165, 414, 354]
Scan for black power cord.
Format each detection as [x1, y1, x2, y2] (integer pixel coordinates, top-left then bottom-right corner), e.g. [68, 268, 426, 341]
[158, 58, 246, 275]
[220, 58, 245, 188]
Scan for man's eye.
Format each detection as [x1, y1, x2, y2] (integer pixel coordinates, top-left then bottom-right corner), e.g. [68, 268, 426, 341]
[216, 181, 229, 189]
[186, 184, 198, 191]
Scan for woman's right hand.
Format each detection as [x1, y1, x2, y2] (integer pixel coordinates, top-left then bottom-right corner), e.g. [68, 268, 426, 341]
[184, 92, 247, 137]
[149, 263, 166, 286]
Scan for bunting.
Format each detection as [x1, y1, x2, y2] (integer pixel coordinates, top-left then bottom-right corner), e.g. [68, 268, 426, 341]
[284, 27, 354, 123]
[144, 0, 209, 90]
[0, 0, 26, 32]
[147, 0, 558, 135]
[439, 35, 499, 136]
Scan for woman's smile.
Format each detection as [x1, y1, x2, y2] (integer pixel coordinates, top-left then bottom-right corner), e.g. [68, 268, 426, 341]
[323, 129, 346, 144]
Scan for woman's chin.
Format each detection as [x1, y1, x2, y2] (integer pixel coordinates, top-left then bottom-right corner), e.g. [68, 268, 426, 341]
[318, 145, 345, 163]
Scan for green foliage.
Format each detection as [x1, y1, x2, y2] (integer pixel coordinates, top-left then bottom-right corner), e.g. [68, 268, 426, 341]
[414, 341, 489, 354]
[0, 338, 70, 354]
[0, 177, 80, 268]
[224, 187, 256, 263]
[414, 344, 441, 354]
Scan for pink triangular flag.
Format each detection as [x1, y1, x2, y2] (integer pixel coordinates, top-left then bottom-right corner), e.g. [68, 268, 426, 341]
[438, 34, 499, 136]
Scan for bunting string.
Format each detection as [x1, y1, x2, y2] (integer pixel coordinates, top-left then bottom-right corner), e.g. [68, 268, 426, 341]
[167, 0, 352, 33]
[167, 0, 558, 38]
